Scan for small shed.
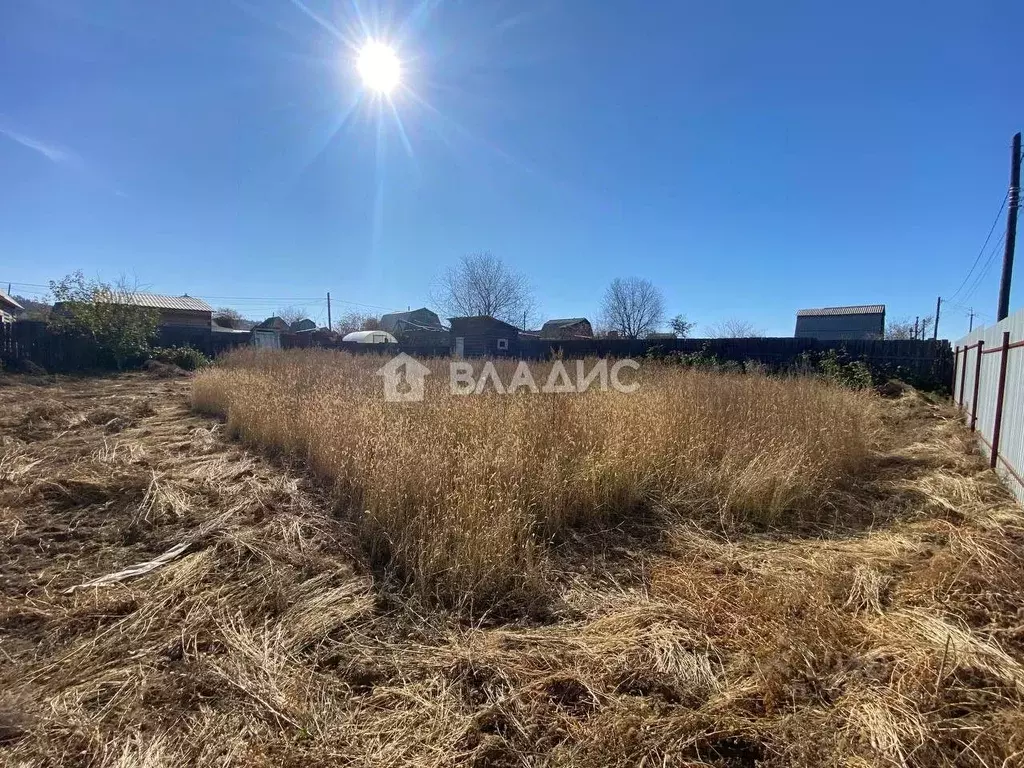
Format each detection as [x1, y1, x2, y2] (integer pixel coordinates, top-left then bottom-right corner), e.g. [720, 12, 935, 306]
[540, 317, 593, 339]
[449, 316, 520, 357]
[795, 305, 886, 340]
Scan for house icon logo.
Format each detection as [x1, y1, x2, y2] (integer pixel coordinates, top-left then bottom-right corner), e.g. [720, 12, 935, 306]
[376, 353, 432, 402]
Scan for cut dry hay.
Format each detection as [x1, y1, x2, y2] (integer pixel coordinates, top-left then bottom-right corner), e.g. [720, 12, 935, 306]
[0, 368, 1022, 767]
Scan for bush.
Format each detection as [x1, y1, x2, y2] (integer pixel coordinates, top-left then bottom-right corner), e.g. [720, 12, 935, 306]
[817, 349, 874, 390]
[151, 345, 210, 371]
[48, 272, 160, 370]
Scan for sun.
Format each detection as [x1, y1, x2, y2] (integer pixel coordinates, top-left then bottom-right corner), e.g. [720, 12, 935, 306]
[357, 41, 401, 95]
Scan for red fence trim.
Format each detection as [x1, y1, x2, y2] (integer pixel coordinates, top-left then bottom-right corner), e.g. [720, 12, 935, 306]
[970, 340, 984, 431]
[982, 338, 1024, 354]
[990, 331, 1012, 470]
[959, 345, 968, 409]
[975, 430, 1024, 490]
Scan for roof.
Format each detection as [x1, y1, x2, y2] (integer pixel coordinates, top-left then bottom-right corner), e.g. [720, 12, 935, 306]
[541, 318, 589, 328]
[380, 308, 443, 333]
[796, 304, 885, 318]
[101, 292, 213, 312]
[448, 315, 520, 332]
[0, 289, 24, 312]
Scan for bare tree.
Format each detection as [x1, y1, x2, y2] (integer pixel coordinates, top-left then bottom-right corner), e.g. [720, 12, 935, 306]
[886, 316, 932, 340]
[333, 311, 381, 335]
[599, 277, 665, 339]
[213, 307, 256, 329]
[708, 319, 764, 338]
[276, 305, 307, 325]
[431, 252, 535, 326]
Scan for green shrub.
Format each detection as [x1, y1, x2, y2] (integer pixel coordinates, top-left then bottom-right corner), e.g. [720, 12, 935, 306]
[151, 345, 210, 371]
[817, 349, 874, 390]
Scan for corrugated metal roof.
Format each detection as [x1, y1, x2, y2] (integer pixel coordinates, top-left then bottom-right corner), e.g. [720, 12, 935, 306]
[796, 304, 885, 317]
[0, 289, 25, 312]
[101, 293, 213, 312]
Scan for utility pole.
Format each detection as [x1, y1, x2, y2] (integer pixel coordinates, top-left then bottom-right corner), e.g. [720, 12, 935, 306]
[933, 296, 941, 340]
[327, 292, 332, 329]
[968, 309, 975, 333]
[997, 131, 1021, 321]
[914, 316, 919, 340]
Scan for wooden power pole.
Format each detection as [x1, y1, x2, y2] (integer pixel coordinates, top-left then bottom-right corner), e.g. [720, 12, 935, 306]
[997, 132, 1021, 321]
[933, 296, 941, 340]
[327, 292, 332, 329]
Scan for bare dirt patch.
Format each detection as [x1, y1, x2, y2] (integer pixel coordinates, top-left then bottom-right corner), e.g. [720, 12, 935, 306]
[1, 373, 1023, 766]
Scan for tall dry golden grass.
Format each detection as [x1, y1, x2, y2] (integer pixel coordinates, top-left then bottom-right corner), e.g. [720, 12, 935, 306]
[193, 349, 879, 609]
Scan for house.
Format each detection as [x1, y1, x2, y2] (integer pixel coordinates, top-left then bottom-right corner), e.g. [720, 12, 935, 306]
[0, 290, 24, 323]
[449, 316, 520, 357]
[540, 317, 593, 340]
[53, 291, 215, 349]
[381, 307, 449, 346]
[795, 305, 885, 340]
[101, 293, 214, 329]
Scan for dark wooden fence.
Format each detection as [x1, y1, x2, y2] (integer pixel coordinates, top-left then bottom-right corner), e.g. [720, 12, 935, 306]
[519, 336, 953, 390]
[2, 320, 953, 390]
[0, 321, 250, 373]
[1, 321, 104, 371]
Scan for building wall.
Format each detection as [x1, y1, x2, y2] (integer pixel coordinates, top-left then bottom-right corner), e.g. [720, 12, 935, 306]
[450, 317, 520, 357]
[159, 309, 212, 328]
[794, 313, 884, 340]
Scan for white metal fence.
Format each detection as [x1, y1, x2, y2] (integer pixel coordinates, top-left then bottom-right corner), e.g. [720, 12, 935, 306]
[953, 307, 1024, 503]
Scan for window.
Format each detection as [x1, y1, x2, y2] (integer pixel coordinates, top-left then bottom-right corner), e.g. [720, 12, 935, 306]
[497, 338, 508, 350]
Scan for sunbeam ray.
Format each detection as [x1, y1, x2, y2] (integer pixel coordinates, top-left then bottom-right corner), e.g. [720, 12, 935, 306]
[372, 98, 388, 254]
[386, 96, 415, 159]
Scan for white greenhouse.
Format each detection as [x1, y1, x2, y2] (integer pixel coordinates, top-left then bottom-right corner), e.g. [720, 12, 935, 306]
[342, 330, 398, 344]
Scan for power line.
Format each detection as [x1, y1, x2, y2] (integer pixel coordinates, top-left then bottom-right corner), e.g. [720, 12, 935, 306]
[948, 191, 1008, 302]
[961, 230, 1007, 304]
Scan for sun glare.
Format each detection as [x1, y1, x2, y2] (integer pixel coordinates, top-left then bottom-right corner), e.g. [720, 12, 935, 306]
[357, 41, 400, 95]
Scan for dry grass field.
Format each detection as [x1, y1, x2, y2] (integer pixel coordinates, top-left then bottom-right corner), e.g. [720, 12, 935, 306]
[1, 355, 1023, 767]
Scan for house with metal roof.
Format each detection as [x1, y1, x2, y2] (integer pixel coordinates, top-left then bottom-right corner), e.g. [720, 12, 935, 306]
[794, 305, 885, 340]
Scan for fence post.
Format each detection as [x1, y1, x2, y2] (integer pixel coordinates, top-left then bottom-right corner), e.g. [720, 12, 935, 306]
[990, 331, 1011, 470]
[959, 343, 969, 410]
[953, 345, 960, 400]
[970, 340, 984, 431]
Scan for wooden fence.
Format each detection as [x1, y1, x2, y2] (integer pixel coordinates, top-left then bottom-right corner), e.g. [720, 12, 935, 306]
[2, 320, 953, 390]
[1, 321, 104, 371]
[0, 321, 248, 372]
[520, 337, 953, 390]
[953, 307, 1024, 504]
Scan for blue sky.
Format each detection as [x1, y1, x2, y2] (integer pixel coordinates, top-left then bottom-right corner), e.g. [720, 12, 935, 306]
[1, 0, 1021, 338]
